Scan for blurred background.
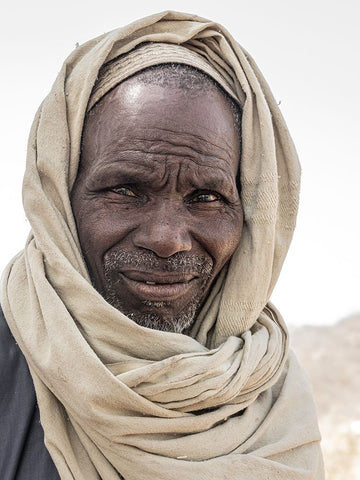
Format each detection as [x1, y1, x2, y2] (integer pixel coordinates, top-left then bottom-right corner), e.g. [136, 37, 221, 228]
[1, 1, 359, 477]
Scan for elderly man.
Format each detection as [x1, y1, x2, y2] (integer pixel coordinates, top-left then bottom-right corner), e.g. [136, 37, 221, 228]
[0, 11, 324, 480]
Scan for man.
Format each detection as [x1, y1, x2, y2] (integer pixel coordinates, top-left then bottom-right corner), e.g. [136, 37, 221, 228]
[0, 11, 324, 479]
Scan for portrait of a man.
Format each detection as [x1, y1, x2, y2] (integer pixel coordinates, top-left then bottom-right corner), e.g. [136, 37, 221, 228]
[0, 11, 324, 479]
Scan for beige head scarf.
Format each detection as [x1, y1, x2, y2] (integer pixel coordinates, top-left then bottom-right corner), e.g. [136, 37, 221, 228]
[1, 11, 324, 479]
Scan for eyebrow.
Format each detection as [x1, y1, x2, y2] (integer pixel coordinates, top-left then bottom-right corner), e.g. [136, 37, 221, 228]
[89, 160, 157, 184]
[89, 161, 238, 198]
[187, 172, 236, 194]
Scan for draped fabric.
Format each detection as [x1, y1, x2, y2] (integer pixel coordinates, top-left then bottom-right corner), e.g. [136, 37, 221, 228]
[1, 11, 324, 479]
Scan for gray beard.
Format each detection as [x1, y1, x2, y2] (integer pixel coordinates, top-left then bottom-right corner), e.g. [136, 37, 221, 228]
[102, 250, 213, 334]
[105, 295, 200, 334]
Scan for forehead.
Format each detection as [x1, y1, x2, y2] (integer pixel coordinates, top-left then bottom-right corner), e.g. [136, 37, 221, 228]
[81, 76, 240, 177]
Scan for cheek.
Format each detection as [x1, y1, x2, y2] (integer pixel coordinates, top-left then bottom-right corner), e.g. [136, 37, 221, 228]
[72, 197, 135, 264]
[88, 214, 131, 252]
[194, 209, 244, 269]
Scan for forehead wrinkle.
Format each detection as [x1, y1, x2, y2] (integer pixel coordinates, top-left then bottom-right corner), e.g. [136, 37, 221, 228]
[100, 140, 236, 174]
[88, 153, 237, 193]
[99, 148, 235, 179]
[106, 103, 235, 153]
[89, 156, 166, 184]
[99, 121, 236, 159]
[140, 125, 236, 156]
[136, 158, 235, 195]
[89, 157, 157, 181]
[181, 163, 237, 193]
[156, 132, 236, 167]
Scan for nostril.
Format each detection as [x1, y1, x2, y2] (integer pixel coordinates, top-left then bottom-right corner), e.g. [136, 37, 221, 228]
[132, 220, 192, 258]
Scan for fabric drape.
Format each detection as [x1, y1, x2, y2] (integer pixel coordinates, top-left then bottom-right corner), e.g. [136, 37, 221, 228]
[1, 11, 324, 479]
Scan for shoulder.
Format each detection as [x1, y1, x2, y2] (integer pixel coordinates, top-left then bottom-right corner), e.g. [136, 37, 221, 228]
[0, 305, 30, 394]
[0, 305, 60, 479]
[0, 305, 36, 477]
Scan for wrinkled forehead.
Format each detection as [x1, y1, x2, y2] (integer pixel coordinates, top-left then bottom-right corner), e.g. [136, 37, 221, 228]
[80, 76, 241, 180]
[78, 42, 242, 185]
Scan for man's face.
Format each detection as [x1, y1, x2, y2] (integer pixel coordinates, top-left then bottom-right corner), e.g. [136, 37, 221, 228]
[71, 77, 243, 333]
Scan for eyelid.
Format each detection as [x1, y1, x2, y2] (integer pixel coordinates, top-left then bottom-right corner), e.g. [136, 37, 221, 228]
[110, 185, 137, 196]
[188, 190, 225, 203]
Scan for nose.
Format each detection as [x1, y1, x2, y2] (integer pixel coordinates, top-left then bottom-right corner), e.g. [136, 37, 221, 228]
[132, 202, 192, 258]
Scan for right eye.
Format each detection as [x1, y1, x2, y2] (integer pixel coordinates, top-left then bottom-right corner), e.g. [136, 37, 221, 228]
[110, 186, 137, 197]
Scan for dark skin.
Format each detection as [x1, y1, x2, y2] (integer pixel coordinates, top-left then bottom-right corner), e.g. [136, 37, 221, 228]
[71, 77, 244, 332]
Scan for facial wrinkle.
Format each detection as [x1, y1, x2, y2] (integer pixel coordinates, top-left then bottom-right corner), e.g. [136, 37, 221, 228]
[99, 121, 235, 161]
[139, 126, 235, 161]
[102, 249, 214, 333]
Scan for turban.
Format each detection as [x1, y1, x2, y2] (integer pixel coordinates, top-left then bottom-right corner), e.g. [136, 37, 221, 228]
[1, 11, 324, 479]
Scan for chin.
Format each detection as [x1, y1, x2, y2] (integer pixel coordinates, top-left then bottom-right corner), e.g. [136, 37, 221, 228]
[104, 291, 201, 334]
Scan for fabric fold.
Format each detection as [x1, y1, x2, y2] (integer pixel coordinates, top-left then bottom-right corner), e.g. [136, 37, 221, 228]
[1, 10, 323, 479]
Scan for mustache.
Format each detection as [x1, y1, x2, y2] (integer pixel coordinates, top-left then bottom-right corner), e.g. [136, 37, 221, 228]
[103, 249, 213, 277]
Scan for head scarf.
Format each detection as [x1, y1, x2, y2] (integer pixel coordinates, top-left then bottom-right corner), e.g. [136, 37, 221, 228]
[1, 11, 323, 479]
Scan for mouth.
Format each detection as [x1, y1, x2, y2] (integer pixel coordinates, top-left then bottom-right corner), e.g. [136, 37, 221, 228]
[118, 270, 199, 301]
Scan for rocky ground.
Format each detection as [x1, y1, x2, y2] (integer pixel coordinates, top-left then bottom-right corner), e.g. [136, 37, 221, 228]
[291, 314, 360, 479]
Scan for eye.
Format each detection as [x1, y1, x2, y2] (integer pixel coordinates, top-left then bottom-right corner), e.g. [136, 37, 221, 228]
[190, 191, 222, 203]
[110, 186, 136, 197]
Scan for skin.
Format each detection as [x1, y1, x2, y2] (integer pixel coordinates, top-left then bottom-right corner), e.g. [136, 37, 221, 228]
[71, 76, 244, 333]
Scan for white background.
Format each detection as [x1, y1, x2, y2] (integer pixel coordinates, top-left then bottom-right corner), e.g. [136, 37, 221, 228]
[1, 0, 359, 326]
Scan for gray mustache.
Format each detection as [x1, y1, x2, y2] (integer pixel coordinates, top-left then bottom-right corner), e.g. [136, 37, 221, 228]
[103, 249, 213, 276]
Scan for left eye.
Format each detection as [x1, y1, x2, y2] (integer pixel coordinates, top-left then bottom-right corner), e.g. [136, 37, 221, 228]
[191, 192, 221, 203]
[111, 186, 136, 197]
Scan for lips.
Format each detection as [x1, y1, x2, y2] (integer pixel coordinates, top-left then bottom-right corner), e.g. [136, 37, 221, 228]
[118, 270, 198, 301]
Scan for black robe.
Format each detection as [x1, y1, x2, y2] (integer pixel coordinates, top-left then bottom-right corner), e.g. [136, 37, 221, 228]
[0, 306, 60, 479]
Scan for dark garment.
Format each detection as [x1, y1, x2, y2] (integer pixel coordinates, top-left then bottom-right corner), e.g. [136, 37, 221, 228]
[0, 306, 60, 480]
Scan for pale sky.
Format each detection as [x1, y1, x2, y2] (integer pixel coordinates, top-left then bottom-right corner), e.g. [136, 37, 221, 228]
[1, 0, 359, 327]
